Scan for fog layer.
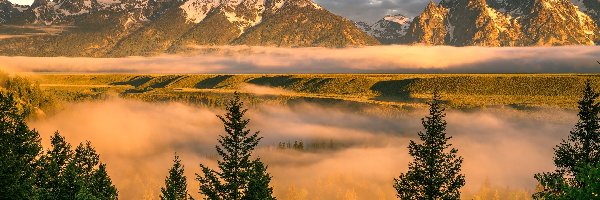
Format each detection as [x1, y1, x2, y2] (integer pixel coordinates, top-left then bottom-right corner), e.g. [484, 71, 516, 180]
[28, 98, 576, 199]
[2, 46, 599, 74]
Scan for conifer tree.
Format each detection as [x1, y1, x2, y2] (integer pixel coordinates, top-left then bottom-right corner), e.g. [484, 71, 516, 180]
[562, 163, 600, 198]
[197, 93, 275, 200]
[393, 93, 465, 200]
[244, 160, 275, 200]
[0, 92, 42, 200]
[76, 142, 117, 200]
[36, 132, 75, 200]
[37, 132, 118, 200]
[89, 163, 118, 200]
[161, 153, 192, 200]
[534, 80, 600, 199]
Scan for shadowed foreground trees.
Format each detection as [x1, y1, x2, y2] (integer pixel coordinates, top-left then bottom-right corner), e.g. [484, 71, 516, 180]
[0, 92, 117, 200]
[197, 93, 275, 200]
[0, 93, 42, 199]
[161, 153, 193, 200]
[534, 81, 600, 199]
[37, 132, 118, 200]
[394, 93, 465, 200]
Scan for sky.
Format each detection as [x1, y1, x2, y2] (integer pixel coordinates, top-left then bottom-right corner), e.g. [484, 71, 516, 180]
[7, 0, 437, 23]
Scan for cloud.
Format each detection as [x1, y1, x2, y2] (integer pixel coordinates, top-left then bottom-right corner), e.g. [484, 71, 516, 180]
[1, 45, 599, 74]
[29, 98, 577, 199]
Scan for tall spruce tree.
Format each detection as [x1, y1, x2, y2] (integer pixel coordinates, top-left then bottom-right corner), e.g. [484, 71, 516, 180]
[244, 160, 275, 200]
[0, 92, 43, 200]
[197, 93, 275, 200]
[161, 153, 192, 200]
[89, 163, 118, 200]
[37, 132, 118, 200]
[393, 93, 465, 200]
[534, 80, 600, 199]
[36, 132, 75, 200]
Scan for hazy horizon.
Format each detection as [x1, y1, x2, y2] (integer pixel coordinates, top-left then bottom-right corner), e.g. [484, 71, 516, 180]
[1, 46, 598, 74]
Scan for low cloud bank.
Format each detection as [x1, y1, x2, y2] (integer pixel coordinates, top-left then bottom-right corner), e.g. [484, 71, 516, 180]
[2, 45, 599, 74]
[29, 98, 577, 199]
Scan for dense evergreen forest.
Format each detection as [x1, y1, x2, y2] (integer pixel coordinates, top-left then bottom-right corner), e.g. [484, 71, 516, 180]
[1, 74, 600, 199]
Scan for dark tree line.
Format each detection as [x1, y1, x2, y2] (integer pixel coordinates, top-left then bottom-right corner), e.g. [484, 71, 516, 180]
[277, 141, 304, 151]
[394, 93, 465, 200]
[392, 80, 600, 200]
[0, 92, 117, 200]
[5, 76, 600, 200]
[196, 93, 275, 200]
[162, 93, 275, 200]
[161, 153, 193, 200]
[534, 80, 600, 199]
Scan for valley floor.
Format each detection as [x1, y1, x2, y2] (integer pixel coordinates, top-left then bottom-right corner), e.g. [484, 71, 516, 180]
[29, 73, 600, 110]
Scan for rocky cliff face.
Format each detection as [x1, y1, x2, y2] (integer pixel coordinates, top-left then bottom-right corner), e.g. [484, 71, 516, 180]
[0, 0, 18, 24]
[521, 0, 597, 45]
[356, 14, 412, 44]
[441, 0, 522, 46]
[404, 1, 448, 45]
[232, 1, 378, 47]
[400, 0, 598, 46]
[572, 0, 599, 27]
[487, 0, 533, 15]
[0, 0, 379, 56]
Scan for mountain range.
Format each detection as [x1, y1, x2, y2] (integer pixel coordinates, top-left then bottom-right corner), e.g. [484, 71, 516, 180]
[0, 0, 598, 57]
[0, 0, 378, 56]
[358, 0, 600, 46]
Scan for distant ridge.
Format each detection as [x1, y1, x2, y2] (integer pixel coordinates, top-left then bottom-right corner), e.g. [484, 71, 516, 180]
[0, 0, 379, 57]
[358, 0, 599, 46]
[0, 0, 599, 57]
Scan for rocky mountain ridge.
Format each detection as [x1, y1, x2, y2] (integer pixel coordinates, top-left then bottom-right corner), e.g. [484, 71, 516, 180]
[361, 0, 599, 46]
[0, 0, 378, 56]
[0, 0, 598, 58]
[356, 14, 412, 44]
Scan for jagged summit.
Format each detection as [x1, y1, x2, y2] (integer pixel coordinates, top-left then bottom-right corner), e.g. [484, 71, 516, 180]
[404, 1, 448, 45]
[354, 0, 599, 46]
[397, 0, 599, 46]
[521, 0, 597, 45]
[0, 0, 598, 56]
[178, 0, 321, 33]
[356, 14, 412, 44]
[0, 0, 378, 56]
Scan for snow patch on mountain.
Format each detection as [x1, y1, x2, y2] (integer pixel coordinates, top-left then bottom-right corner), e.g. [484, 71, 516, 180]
[179, 0, 323, 34]
[223, 0, 268, 33]
[357, 14, 411, 44]
[13, 5, 28, 12]
[373, 15, 411, 37]
[180, 0, 219, 23]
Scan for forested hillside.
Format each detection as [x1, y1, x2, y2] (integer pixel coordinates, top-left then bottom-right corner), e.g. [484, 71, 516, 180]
[32, 74, 600, 108]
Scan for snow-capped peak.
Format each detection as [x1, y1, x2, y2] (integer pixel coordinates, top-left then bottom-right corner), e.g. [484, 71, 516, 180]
[382, 14, 411, 26]
[180, 0, 322, 34]
[180, 0, 220, 23]
[360, 13, 412, 44]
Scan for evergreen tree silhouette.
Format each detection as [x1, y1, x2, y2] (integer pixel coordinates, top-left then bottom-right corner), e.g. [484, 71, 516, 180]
[534, 80, 600, 199]
[161, 153, 192, 200]
[394, 93, 465, 200]
[197, 93, 275, 200]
